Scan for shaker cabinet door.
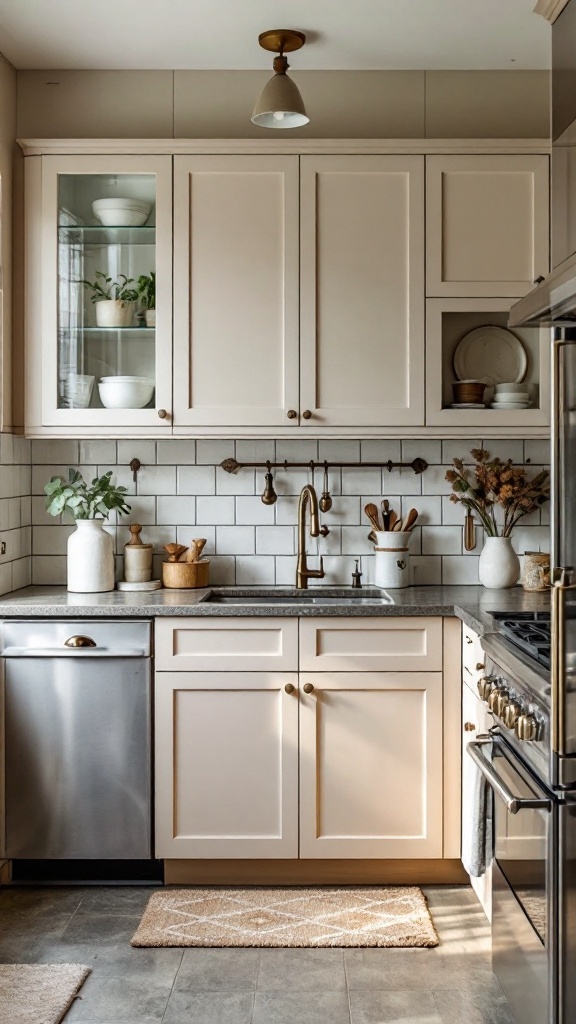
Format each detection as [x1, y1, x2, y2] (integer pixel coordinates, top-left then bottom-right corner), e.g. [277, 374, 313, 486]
[300, 155, 425, 427]
[426, 154, 549, 297]
[172, 155, 300, 428]
[299, 671, 443, 858]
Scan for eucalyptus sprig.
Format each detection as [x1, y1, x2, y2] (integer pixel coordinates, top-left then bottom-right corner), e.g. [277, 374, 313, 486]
[44, 469, 131, 520]
[81, 272, 139, 304]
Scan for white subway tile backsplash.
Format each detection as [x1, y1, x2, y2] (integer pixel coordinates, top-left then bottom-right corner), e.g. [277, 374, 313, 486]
[256, 526, 295, 556]
[422, 525, 462, 556]
[236, 555, 275, 585]
[197, 495, 235, 526]
[483, 439, 524, 465]
[0, 430, 548, 591]
[217, 526, 255, 555]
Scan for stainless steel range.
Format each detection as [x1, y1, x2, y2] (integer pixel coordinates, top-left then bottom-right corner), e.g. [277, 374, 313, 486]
[467, 610, 576, 1024]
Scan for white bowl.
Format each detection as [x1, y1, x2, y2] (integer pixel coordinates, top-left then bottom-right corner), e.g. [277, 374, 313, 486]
[490, 401, 531, 410]
[98, 379, 154, 409]
[92, 198, 152, 227]
[493, 382, 530, 394]
[100, 375, 153, 384]
[491, 392, 530, 403]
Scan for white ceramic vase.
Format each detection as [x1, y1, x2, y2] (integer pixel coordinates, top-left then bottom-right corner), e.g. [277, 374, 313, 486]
[478, 535, 520, 590]
[67, 519, 115, 593]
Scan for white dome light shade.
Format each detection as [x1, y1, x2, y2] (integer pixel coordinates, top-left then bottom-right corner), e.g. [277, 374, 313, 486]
[251, 73, 309, 129]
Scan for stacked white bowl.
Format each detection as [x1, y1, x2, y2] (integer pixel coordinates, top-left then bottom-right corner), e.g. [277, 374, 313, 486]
[98, 376, 155, 409]
[490, 383, 531, 410]
[92, 197, 152, 227]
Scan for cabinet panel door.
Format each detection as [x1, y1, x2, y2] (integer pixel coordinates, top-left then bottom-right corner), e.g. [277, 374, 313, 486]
[426, 155, 549, 297]
[300, 156, 425, 427]
[155, 672, 299, 858]
[173, 156, 299, 427]
[299, 672, 443, 858]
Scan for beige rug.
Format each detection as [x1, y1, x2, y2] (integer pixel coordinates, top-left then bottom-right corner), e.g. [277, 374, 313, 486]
[0, 964, 91, 1024]
[131, 886, 439, 948]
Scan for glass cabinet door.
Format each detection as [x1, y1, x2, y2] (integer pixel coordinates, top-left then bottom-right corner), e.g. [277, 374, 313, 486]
[39, 155, 172, 428]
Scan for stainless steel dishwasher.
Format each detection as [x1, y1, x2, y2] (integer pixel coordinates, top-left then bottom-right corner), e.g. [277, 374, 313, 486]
[2, 620, 153, 863]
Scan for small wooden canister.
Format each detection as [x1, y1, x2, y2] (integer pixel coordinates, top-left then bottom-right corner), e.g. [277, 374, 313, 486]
[123, 524, 153, 583]
[162, 558, 210, 589]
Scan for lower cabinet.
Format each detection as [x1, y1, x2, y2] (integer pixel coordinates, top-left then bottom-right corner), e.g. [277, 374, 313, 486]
[299, 672, 444, 858]
[154, 616, 458, 863]
[155, 671, 299, 858]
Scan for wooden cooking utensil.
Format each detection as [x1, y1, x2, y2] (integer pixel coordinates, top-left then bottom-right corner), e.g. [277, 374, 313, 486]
[381, 499, 390, 531]
[186, 538, 207, 563]
[164, 543, 187, 563]
[400, 508, 419, 532]
[388, 510, 398, 531]
[364, 503, 382, 532]
[367, 530, 377, 545]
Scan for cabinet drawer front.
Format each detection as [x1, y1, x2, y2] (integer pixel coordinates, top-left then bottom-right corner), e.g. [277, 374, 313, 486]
[155, 617, 298, 671]
[299, 617, 442, 671]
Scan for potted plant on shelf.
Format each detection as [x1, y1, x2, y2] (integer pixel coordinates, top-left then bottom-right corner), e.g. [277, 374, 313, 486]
[136, 271, 156, 327]
[446, 447, 550, 589]
[82, 272, 139, 328]
[44, 469, 131, 593]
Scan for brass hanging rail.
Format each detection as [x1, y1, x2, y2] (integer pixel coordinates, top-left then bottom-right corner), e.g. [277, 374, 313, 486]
[220, 457, 429, 475]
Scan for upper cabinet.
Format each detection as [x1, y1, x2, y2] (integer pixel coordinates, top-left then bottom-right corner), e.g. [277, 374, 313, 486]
[20, 142, 550, 438]
[172, 156, 300, 428]
[426, 155, 549, 297]
[25, 154, 173, 433]
[300, 156, 424, 427]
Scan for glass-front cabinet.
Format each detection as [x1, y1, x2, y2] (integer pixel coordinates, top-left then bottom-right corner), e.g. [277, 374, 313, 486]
[28, 155, 172, 430]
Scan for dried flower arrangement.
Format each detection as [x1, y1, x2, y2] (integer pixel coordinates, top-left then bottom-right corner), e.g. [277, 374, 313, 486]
[445, 447, 550, 538]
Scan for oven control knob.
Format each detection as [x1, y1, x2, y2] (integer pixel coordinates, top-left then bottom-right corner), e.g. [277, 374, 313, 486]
[477, 676, 497, 701]
[502, 701, 522, 730]
[488, 685, 507, 714]
[515, 713, 539, 742]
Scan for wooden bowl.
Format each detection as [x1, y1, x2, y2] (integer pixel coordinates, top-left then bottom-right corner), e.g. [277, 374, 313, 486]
[453, 380, 486, 404]
[162, 558, 210, 589]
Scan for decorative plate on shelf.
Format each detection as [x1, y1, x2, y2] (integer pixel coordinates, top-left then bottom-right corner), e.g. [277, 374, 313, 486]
[453, 326, 527, 385]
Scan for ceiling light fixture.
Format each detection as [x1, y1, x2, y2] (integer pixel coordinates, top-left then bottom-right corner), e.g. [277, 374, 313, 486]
[251, 29, 309, 130]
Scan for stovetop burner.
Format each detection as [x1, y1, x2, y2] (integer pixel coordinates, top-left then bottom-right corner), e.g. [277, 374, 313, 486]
[492, 612, 551, 670]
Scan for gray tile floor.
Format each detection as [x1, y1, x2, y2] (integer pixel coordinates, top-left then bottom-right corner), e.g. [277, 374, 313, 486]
[0, 884, 517, 1024]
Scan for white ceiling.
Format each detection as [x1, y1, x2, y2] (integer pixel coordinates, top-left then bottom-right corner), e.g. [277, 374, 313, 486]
[0, 0, 550, 72]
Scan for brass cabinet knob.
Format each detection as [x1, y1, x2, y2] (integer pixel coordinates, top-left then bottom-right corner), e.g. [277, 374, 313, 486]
[284, 683, 295, 694]
[464, 722, 476, 732]
[503, 702, 521, 730]
[476, 662, 485, 671]
[303, 682, 315, 694]
[516, 713, 539, 741]
[158, 408, 169, 419]
[302, 410, 313, 420]
[287, 409, 297, 419]
[64, 635, 96, 648]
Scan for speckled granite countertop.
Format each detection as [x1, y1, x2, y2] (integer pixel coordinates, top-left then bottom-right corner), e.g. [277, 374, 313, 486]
[0, 585, 551, 635]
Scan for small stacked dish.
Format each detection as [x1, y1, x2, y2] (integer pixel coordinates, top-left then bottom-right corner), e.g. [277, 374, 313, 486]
[92, 198, 152, 227]
[98, 376, 155, 409]
[490, 383, 531, 410]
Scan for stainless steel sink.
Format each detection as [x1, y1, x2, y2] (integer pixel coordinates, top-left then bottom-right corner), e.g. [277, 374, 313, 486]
[202, 587, 393, 605]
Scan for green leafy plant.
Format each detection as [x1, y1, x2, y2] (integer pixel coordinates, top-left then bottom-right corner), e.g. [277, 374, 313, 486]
[44, 469, 131, 520]
[81, 272, 139, 304]
[446, 447, 549, 537]
[137, 272, 155, 310]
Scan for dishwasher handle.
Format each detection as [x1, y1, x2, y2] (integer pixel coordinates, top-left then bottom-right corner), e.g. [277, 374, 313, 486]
[64, 635, 97, 648]
[467, 737, 552, 814]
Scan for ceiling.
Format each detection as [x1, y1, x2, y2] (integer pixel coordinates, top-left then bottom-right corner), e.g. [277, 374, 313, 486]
[0, 0, 550, 72]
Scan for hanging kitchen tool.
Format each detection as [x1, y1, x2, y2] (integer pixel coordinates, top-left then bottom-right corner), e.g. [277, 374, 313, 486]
[464, 513, 477, 551]
[261, 461, 278, 505]
[364, 503, 382, 532]
[319, 461, 332, 512]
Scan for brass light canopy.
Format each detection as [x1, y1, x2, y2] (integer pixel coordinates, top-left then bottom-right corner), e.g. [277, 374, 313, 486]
[251, 29, 309, 130]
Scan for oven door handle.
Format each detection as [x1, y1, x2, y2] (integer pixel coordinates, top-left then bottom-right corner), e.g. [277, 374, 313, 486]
[467, 738, 552, 814]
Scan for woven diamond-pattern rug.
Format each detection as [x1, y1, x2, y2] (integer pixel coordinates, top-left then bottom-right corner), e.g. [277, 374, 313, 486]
[0, 964, 91, 1024]
[131, 886, 438, 948]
